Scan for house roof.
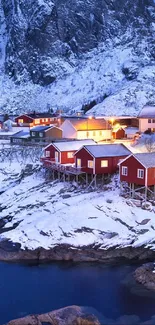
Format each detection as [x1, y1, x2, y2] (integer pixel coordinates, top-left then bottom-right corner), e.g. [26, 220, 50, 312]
[10, 131, 30, 138]
[45, 139, 95, 151]
[68, 118, 111, 131]
[112, 126, 125, 133]
[83, 144, 131, 158]
[16, 113, 55, 120]
[119, 152, 155, 168]
[138, 105, 155, 118]
[134, 153, 155, 168]
[30, 125, 53, 132]
[124, 127, 139, 135]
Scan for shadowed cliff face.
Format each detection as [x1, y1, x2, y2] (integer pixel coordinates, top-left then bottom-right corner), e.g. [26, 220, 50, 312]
[1, 0, 155, 85]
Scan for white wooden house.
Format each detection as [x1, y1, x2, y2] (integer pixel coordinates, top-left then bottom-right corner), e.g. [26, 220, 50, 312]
[138, 105, 155, 133]
[61, 118, 112, 142]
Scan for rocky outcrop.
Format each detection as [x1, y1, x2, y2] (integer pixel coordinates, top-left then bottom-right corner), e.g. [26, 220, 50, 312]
[1, 240, 155, 263]
[5, 306, 100, 325]
[134, 263, 155, 290]
[1, 0, 155, 85]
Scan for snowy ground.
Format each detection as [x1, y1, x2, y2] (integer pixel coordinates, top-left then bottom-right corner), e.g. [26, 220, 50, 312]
[0, 158, 155, 251]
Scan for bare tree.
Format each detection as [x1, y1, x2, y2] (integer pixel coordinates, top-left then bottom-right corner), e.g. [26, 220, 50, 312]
[145, 135, 155, 152]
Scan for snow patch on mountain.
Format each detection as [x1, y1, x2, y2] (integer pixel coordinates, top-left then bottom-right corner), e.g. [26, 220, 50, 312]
[0, 0, 7, 72]
[0, 34, 155, 116]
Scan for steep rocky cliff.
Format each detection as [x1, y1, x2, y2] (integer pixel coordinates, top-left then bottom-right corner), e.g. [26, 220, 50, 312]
[0, 0, 155, 114]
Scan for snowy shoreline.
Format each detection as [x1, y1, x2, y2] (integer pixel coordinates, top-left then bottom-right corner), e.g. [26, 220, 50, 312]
[1, 160, 155, 264]
[0, 240, 155, 264]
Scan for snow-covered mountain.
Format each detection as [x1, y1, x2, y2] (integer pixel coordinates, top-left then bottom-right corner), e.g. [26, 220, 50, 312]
[0, 0, 155, 115]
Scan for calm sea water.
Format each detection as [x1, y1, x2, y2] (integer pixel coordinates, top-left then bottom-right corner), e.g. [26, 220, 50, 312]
[1, 262, 155, 324]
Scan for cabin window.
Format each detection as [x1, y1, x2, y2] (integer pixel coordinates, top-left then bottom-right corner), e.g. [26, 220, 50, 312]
[101, 160, 108, 167]
[31, 132, 35, 136]
[88, 160, 94, 168]
[55, 151, 59, 162]
[39, 132, 43, 137]
[35, 119, 40, 124]
[18, 119, 23, 124]
[99, 131, 102, 136]
[153, 119, 155, 123]
[87, 131, 90, 137]
[137, 169, 144, 179]
[67, 152, 74, 158]
[77, 159, 81, 168]
[45, 151, 50, 158]
[122, 166, 128, 176]
[148, 119, 151, 123]
[93, 131, 96, 136]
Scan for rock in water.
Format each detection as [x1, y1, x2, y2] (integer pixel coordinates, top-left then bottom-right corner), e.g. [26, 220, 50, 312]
[5, 306, 101, 325]
[134, 263, 155, 291]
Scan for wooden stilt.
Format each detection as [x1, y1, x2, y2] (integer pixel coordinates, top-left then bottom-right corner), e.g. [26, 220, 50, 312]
[132, 183, 135, 198]
[120, 182, 124, 195]
[94, 175, 97, 188]
[86, 173, 88, 186]
[102, 174, 104, 185]
[145, 187, 148, 202]
[76, 174, 78, 183]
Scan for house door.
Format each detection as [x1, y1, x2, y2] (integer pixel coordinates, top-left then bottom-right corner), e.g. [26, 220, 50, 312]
[77, 158, 81, 168]
[55, 151, 59, 163]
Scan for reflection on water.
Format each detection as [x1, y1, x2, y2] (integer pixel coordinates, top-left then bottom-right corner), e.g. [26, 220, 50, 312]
[0, 262, 155, 324]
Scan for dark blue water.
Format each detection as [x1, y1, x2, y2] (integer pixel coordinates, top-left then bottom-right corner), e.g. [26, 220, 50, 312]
[1, 262, 155, 324]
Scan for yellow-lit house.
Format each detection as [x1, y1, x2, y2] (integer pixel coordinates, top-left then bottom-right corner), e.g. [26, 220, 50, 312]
[61, 118, 112, 141]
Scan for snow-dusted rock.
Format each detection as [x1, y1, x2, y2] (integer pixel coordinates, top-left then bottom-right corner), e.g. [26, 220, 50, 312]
[134, 263, 155, 291]
[142, 201, 153, 211]
[0, 1, 155, 113]
[6, 306, 101, 325]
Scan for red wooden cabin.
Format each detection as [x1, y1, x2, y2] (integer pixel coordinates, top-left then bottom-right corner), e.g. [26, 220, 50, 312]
[119, 153, 155, 186]
[15, 113, 58, 127]
[112, 127, 125, 139]
[74, 144, 131, 175]
[41, 139, 95, 165]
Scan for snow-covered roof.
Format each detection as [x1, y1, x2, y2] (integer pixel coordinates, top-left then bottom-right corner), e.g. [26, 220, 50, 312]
[112, 126, 125, 133]
[16, 113, 55, 119]
[30, 125, 53, 132]
[120, 152, 155, 168]
[124, 127, 139, 135]
[10, 131, 30, 138]
[45, 139, 95, 151]
[138, 105, 155, 118]
[134, 153, 155, 168]
[84, 144, 131, 158]
[68, 118, 111, 130]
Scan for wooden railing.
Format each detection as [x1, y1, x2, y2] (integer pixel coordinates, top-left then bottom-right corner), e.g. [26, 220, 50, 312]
[40, 157, 84, 174]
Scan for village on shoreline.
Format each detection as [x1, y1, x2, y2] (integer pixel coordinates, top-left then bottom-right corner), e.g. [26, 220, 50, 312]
[1, 104, 155, 202]
[1, 104, 155, 265]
